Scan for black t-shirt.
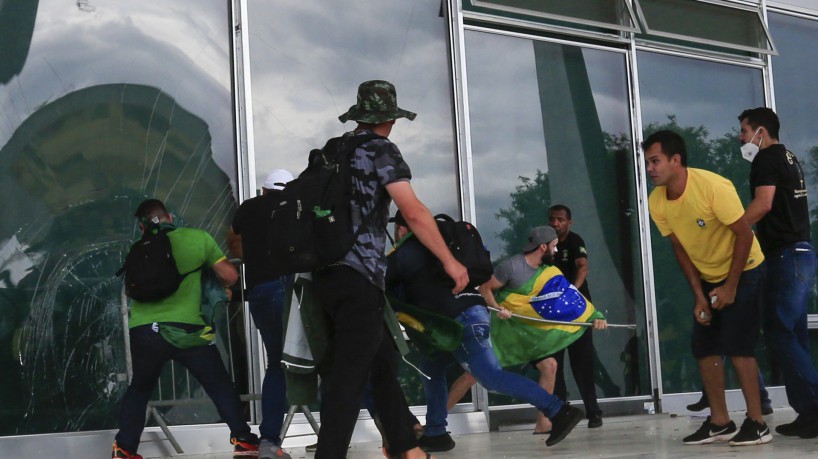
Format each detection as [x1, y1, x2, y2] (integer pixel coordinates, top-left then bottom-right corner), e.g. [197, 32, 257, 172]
[231, 191, 282, 290]
[553, 231, 591, 301]
[386, 235, 485, 318]
[749, 144, 811, 252]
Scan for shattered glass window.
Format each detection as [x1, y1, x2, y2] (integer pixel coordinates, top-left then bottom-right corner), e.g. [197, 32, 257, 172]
[0, 0, 240, 435]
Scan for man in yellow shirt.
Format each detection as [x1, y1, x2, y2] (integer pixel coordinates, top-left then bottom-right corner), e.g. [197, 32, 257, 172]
[644, 130, 770, 446]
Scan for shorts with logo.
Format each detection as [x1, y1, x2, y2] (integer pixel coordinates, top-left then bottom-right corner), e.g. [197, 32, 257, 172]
[690, 263, 765, 359]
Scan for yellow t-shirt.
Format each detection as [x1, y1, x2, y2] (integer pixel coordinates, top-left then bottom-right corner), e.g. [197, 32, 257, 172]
[649, 168, 764, 283]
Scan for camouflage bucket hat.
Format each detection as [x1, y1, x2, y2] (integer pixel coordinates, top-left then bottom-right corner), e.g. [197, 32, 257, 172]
[338, 80, 417, 124]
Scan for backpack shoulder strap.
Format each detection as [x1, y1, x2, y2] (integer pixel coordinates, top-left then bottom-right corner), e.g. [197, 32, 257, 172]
[333, 132, 390, 254]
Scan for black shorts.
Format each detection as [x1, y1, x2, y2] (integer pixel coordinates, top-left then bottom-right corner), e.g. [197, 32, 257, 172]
[690, 263, 765, 359]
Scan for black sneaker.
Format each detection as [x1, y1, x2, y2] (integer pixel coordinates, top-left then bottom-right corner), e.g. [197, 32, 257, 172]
[546, 404, 584, 447]
[686, 396, 709, 412]
[728, 418, 772, 446]
[587, 413, 603, 428]
[776, 415, 809, 436]
[797, 416, 818, 439]
[417, 432, 455, 452]
[682, 416, 737, 445]
[761, 405, 774, 416]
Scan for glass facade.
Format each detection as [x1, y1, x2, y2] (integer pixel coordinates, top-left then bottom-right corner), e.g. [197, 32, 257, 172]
[245, 0, 460, 219]
[636, 0, 775, 54]
[0, 0, 238, 435]
[465, 30, 649, 403]
[1, 0, 818, 451]
[637, 51, 764, 393]
[244, 0, 460, 408]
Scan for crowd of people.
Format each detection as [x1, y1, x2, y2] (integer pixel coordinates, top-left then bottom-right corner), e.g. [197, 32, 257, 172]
[109, 79, 816, 459]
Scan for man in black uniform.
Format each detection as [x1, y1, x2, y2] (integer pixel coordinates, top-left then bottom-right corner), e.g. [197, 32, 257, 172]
[548, 204, 603, 428]
[739, 107, 818, 438]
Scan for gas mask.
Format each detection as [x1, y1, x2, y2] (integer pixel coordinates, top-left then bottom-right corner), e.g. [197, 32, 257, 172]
[740, 128, 762, 162]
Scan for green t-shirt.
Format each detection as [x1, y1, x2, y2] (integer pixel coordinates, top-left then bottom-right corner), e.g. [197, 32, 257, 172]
[129, 226, 227, 328]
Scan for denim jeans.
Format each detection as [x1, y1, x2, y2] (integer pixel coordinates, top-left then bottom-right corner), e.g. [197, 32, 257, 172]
[762, 241, 818, 416]
[248, 277, 291, 445]
[115, 325, 250, 453]
[422, 305, 564, 436]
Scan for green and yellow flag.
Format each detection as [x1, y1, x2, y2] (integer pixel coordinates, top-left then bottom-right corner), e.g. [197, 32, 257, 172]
[491, 265, 603, 367]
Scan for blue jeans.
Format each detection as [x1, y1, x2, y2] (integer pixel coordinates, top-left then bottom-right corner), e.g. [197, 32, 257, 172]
[422, 306, 564, 436]
[762, 241, 818, 416]
[115, 326, 250, 453]
[248, 277, 290, 445]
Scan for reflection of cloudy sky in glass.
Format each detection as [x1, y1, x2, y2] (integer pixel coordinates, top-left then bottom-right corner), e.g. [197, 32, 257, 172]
[0, 0, 234, 187]
[465, 30, 547, 255]
[465, 30, 630, 256]
[637, 51, 764, 140]
[247, 0, 459, 215]
[770, 12, 818, 218]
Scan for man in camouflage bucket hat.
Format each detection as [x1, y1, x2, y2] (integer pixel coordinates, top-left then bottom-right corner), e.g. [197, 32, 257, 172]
[312, 81, 468, 459]
[338, 80, 417, 124]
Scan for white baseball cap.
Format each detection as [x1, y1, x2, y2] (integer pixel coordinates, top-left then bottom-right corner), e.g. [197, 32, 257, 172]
[262, 169, 294, 190]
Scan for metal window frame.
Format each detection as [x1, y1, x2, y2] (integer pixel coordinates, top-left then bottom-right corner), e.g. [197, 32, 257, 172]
[454, 6, 657, 415]
[468, 0, 641, 33]
[633, 0, 779, 55]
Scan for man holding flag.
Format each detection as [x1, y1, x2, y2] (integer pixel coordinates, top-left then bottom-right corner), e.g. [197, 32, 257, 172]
[480, 225, 607, 434]
[386, 212, 584, 450]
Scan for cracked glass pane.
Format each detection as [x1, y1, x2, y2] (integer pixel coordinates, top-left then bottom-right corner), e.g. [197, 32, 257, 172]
[0, 0, 239, 435]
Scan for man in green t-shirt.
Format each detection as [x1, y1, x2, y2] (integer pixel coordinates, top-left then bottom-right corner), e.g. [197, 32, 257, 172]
[112, 199, 258, 459]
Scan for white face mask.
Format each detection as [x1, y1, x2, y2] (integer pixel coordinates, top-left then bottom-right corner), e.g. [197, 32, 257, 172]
[740, 128, 762, 162]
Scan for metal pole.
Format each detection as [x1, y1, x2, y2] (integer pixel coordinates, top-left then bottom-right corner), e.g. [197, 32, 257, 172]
[486, 306, 636, 329]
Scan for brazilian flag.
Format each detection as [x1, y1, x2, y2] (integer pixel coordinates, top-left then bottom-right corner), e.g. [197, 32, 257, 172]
[490, 265, 603, 367]
[387, 296, 464, 355]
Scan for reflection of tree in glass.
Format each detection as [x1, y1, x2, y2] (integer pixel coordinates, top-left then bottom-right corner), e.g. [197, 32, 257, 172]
[494, 170, 551, 259]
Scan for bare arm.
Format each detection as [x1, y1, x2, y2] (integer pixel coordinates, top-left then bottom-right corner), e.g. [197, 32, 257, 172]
[386, 181, 468, 293]
[573, 257, 589, 290]
[226, 227, 243, 259]
[212, 258, 239, 287]
[668, 233, 710, 325]
[479, 275, 511, 319]
[709, 216, 754, 310]
[744, 185, 775, 226]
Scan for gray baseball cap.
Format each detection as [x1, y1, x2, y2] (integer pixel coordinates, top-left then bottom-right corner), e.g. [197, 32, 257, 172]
[522, 226, 557, 252]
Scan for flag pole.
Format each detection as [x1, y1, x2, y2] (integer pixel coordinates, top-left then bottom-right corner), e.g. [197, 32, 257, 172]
[487, 306, 637, 329]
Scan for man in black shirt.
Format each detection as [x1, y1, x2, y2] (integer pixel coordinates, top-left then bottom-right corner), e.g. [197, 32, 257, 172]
[228, 169, 295, 459]
[548, 204, 603, 428]
[739, 107, 818, 439]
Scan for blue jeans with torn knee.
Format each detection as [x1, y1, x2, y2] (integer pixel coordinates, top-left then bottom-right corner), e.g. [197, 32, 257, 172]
[423, 305, 564, 436]
[762, 241, 818, 416]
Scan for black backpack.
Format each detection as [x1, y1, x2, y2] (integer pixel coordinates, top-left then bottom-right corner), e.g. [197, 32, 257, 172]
[264, 133, 382, 276]
[117, 227, 199, 301]
[430, 214, 493, 288]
